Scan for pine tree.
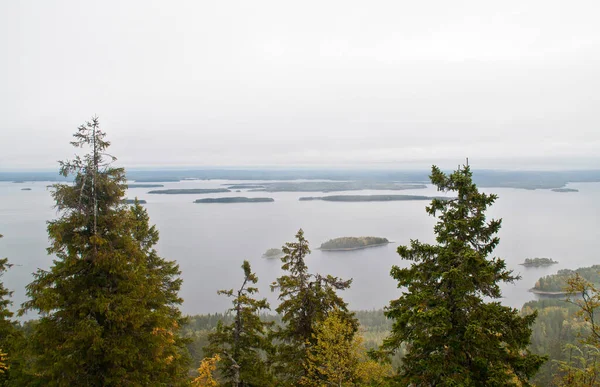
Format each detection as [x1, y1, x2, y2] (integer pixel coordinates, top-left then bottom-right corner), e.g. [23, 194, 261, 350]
[204, 260, 273, 386]
[20, 117, 189, 386]
[382, 164, 545, 386]
[270, 229, 357, 385]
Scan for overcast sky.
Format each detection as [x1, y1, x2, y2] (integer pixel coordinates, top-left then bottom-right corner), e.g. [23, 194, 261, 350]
[1, 0, 599, 170]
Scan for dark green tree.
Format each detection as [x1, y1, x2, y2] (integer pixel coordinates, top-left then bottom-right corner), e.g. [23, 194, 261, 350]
[382, 165, 545, 386]
[270, 229, 357, 385]
[0, 234, 21, 385]
[20, 117, 189, 386]
[204, 260, 273, 386]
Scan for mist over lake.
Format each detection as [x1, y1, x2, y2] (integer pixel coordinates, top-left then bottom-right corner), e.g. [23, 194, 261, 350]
[2, 179, 599, 319]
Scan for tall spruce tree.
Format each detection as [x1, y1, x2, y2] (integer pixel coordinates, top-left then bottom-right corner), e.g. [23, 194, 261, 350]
[270, 229, 357, 385]
[204, 260, 273, 386]
[382, 165, 545, 386]
[20, 117, 189, 386]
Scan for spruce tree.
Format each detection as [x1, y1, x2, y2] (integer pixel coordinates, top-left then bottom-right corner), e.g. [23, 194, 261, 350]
[20, 117, 189, 386]
[270, 229, 357, 385]
[204, 260, 273, 386]
[382, 165, 545, 386]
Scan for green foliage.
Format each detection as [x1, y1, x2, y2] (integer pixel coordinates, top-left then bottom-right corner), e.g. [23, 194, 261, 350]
[319, 237, 389, 250]
[0, 234, 23, 385]
[270, 229, 357, 385]
[204, 261, 273, 386]
[300, 310, 394, 387]
[533, 265, 600, 293]
[382, 165, 545, 386]
[19, 117, 189, 386]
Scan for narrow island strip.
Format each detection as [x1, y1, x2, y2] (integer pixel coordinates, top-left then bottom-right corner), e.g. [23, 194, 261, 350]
[148, 188, 231, 194]
[194, 197, 274, 203]
[299, 195, 441, 202]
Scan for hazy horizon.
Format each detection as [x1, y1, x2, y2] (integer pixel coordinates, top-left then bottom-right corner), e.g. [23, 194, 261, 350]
[2, 0, 599, 170]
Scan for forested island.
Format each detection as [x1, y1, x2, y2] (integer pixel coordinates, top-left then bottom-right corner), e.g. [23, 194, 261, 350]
[20, 188, 32, 191]
[248, 181, 427, 193]
[300, 194, 439, 202]
[319, 236, 390, 251]
[127, 183, 164, 188]
[194, 197, 274, 203]
[148, 188, 230, 194]
[551, 188, 579, 193]
[531, 265, 600, 295]
[520, 257, 558, 267]
[262, 248, 284, 258]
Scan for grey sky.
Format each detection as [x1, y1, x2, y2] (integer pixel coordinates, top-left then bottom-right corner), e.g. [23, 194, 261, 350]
[1, 0, 599, 170]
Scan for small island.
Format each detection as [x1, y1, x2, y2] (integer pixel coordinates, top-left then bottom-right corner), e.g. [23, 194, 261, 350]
[194, 197, 274, 203]
[551, 188, 579, 193]
[21, 188, 32, 191]
[123, 199, 147, 204]
[127, 184, 165, 188]
[263, 248, 284, 259]
[148, 189, 231, 194]
[300, 195, 439, 202]
[319, 236, 391, 251]
[520, 258, 558, 267]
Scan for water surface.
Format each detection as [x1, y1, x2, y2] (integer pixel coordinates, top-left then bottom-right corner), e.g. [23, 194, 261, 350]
[1, 180, 598, 319]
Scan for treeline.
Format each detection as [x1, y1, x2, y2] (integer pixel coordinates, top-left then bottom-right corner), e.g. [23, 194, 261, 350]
[2, 117, 599, 386]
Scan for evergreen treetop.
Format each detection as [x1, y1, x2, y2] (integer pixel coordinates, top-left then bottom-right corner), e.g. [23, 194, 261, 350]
[204, 260, 273, 386]
[270, 229, 357, 385]
[20, 117, 189, 386]
[382, 164, 545, 386]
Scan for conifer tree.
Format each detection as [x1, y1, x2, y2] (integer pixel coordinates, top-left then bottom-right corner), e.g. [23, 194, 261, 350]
[382, 165, 545, 386]
[270, 229, 357, 385]
[204, 260, 273, 386]
[0, 234, 19, 385]
[20, 117, 189, 386]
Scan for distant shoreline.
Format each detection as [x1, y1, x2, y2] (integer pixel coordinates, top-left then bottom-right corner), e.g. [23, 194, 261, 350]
[529, 289, 569, 297]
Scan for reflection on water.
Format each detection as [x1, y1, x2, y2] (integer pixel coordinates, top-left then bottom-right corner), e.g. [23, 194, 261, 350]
[1, 180, 599, 319]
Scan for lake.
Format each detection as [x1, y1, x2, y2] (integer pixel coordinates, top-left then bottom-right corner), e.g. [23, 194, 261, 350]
[1, 179, 599, 319]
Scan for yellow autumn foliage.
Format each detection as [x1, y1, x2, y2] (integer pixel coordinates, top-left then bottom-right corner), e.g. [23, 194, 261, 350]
[192, 354, 221, 387]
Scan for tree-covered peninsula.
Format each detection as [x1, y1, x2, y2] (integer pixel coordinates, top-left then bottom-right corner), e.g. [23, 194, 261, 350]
[300, 195, 439, 202]
[194, 197, 274, 203]
[148, 188, 230, 194]
[319, 237, 390, 251]
[551, 188, 579, 193]
[520, 257, 558, 267]
[532, 265, 600, 295]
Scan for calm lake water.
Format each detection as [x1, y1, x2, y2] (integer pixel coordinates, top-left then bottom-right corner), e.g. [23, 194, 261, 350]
[1, 179, 599, 319]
